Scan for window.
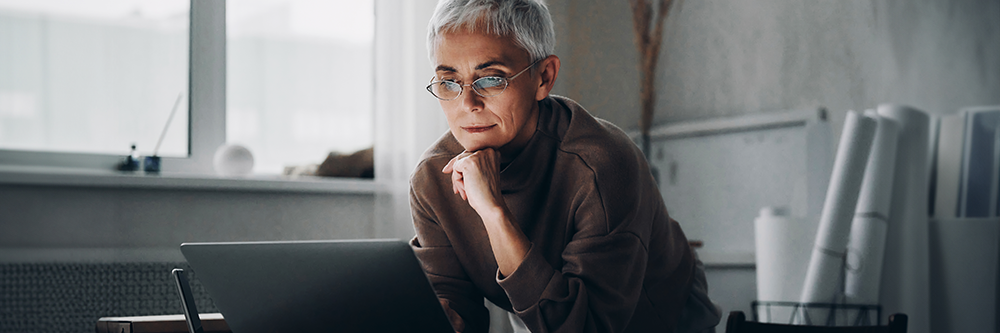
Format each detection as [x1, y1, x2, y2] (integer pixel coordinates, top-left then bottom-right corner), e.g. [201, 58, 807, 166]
[227, 0, 374, 174]
[0, 0, 376, 176]
[0, 0, 189, 157]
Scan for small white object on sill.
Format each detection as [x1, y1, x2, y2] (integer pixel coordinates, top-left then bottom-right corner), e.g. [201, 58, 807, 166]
[213, 144, 255, 176]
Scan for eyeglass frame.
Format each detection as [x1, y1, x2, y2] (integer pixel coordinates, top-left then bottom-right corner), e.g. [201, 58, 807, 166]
[425, 58, 543, 101]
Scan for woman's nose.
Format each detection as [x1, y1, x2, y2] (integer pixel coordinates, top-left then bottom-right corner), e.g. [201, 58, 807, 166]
[458, 85, 484, 113]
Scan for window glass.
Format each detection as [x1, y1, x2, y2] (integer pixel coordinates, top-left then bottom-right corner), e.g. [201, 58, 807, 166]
[0, 0, 190, 157]
[227, 0, 374, 174]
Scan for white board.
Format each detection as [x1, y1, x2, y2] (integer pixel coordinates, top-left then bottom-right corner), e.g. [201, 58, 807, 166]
[644, 109, 831, 264]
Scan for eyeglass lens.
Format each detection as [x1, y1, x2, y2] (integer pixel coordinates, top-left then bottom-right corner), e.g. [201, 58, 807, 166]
[429, 76, 508, 100]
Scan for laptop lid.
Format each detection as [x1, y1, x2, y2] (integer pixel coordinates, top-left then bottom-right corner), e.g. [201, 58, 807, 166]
[180, 239, 454, 333]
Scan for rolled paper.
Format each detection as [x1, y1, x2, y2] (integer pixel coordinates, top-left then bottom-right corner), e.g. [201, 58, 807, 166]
[806, 114, 834, 219]
[799, 110, 877, 322]
[845, 112, 900, 305]
[877, 104, 931, 333]
[754, 207, 816, 323]
[934, 113, 966, 218]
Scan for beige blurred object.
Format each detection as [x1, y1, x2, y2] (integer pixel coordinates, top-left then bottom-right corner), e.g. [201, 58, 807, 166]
[628, 0, 675, 158]
[284, 147, 374, 178]
[283, 164, 319, 177]
[318, 147, 374, 178]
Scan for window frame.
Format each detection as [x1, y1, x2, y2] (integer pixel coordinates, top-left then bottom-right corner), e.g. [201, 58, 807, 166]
[0, 0, 225, 175]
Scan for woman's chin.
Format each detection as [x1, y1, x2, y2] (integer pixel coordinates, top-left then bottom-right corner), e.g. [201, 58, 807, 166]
[455, 130, 514, 152]
[459, 140, 501, 153]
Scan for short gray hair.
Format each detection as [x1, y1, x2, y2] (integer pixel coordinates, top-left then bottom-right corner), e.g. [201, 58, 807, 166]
[427, 0, 555, 64]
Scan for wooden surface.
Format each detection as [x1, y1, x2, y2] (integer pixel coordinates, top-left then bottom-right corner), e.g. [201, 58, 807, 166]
[96, 313, 230, 333]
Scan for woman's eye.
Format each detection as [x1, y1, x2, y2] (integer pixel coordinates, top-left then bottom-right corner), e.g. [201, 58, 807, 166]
[444, 82, 462, 92]
[476, 77, 504, 88]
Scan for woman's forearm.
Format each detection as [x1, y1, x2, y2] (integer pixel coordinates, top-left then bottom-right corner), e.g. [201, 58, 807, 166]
[478, 206, 531, 278]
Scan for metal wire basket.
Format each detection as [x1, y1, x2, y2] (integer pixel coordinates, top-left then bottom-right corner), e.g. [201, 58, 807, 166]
[752, 301, 882, 326]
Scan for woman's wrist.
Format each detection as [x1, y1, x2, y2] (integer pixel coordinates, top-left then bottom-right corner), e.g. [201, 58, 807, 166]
[476, 202, 509, 224]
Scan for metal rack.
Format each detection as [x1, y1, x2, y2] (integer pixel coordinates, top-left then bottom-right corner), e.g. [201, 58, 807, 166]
[752, 301, 881, 326]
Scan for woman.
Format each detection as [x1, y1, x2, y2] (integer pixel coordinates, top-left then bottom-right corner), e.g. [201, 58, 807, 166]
[409, 1, 720, 332]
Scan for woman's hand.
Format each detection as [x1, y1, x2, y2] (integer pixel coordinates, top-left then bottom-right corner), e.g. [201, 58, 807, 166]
[440, 299, 465, 333]
[441, 149, 505, 217]
[442, 148, 530, 277]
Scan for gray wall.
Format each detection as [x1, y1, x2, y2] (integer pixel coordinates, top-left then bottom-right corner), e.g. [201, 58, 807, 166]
[0, 185, 376, 255]
[545, 0, 1000, 320]
[548, 0, 1000, 130]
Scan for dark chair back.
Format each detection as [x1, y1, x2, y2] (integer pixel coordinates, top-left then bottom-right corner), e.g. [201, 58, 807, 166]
[725, 311, 907, 333]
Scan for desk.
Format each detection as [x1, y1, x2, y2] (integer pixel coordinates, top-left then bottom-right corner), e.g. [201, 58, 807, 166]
[96, 313, 230, 333]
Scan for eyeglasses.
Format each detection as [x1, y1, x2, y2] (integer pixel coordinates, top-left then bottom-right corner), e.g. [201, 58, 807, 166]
[426, 59, 542, 101]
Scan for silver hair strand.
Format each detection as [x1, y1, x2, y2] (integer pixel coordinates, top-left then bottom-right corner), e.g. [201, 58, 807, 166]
[427, 0, 556, 64]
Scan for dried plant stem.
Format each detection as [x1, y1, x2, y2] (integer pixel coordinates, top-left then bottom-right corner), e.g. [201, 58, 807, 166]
[628, 0, 672, 157]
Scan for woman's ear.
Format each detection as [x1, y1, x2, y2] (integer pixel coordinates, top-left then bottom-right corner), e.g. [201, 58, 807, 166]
[534, 55, 560, 101]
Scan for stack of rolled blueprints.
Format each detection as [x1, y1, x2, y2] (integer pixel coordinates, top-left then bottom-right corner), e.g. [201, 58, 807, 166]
[753, 115, 833, 324]
[843, 111, 900, 321]
[754, 207, 814, 323]
[798, 110, 877, 324]
[796, 105, 931, 331]
[875, 105, 931, 333]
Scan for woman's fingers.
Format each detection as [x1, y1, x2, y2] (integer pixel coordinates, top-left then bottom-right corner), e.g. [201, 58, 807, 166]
[445, 151, 473, 198]
[442, 156, 455, 174]
[442, 150, 472, 174]
[440, 299, 465, 333]
[453, 169, 467, 200]
[443, 149, 501, 205]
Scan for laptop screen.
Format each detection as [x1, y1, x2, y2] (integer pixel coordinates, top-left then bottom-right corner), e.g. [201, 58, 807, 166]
[180, 239, 455, 333]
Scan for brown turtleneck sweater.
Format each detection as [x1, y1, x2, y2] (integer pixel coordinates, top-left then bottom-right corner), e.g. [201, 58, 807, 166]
[409, 95, 696, 333]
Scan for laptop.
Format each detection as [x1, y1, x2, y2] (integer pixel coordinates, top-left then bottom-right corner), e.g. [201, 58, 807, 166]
[179, 239, 455, 333]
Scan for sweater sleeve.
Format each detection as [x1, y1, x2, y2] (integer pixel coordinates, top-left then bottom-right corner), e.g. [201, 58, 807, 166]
[496, 184, 653, 333]
[410, 185, 491, 333]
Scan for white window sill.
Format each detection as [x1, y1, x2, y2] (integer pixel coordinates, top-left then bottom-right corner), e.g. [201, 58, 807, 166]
[0, 165, 380, 194]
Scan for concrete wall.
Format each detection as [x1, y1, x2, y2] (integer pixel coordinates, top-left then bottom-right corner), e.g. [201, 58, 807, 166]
[548, 0, 1000, 129]
[545, 0, 1000, 321]
[0, 184, 377, 257]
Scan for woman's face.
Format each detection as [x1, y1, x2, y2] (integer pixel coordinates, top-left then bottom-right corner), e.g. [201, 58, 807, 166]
[432, 31, 541, 154]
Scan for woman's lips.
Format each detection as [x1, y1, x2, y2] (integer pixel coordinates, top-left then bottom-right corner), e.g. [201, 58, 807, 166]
[463, 125, 496, 133]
